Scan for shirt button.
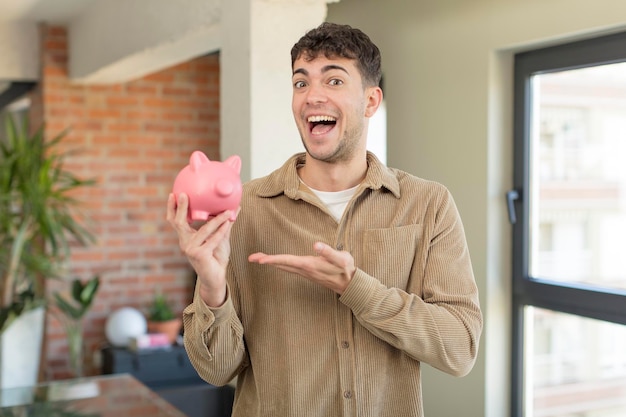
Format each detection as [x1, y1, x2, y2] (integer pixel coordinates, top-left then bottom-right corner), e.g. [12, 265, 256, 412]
[343, 390, 353, 399]
[336, 243, 344, 251]
[341, 341, 349, 349]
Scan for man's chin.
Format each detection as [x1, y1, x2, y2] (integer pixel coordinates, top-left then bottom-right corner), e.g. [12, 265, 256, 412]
[305, 147, 343, 164]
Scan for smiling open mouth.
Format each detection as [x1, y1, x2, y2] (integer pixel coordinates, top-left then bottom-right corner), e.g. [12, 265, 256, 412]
[308, 115, 337, 135]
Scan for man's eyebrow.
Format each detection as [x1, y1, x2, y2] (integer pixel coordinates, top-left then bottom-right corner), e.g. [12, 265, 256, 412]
[322, 64, 349, 74]
[292, 64, 350, 77]
[293, 68, 308, 77]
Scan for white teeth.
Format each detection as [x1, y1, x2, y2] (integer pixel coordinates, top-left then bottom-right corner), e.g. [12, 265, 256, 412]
[308, 115, 336, 123]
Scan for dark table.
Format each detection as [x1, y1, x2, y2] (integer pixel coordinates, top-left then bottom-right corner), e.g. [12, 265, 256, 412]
[101, 345, 234, 417]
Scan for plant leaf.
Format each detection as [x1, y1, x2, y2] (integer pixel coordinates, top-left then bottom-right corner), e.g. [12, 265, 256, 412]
[53, 293, 83, 320]
[79, 276, 99, 307]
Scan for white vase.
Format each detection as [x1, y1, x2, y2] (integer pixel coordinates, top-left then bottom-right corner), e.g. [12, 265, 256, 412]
[0, 306, 45, 392]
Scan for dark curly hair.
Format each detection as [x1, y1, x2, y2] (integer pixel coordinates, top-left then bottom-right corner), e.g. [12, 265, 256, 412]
[291, 22, 382, 88]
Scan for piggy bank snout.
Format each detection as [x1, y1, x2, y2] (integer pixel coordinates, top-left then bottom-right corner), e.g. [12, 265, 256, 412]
[215, 179, 236, 197]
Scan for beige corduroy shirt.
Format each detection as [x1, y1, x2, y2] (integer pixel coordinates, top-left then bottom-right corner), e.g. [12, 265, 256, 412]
[183, 152, 483, 417]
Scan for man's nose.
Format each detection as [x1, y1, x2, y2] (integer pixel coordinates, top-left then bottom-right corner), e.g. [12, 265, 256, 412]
[306, 83, 327, 105]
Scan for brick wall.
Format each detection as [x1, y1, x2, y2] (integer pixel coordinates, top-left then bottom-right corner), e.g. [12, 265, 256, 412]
[35, 25, 220, 379]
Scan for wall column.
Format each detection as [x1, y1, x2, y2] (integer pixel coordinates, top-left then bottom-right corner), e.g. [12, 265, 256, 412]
[220, 0, 336, 180]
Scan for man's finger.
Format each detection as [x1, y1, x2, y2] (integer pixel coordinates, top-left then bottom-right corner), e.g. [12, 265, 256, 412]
[166, 193, 176, 222]
[174, 192, 189, 224]
[313, 242, 345, 264]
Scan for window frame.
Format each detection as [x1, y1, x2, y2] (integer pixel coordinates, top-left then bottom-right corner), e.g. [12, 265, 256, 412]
[511, 31, 626, 417]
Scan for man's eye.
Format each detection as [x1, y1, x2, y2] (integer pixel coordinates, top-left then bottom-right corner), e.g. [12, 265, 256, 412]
[329, 79, 343, 86]
[294, 80, 306, 88]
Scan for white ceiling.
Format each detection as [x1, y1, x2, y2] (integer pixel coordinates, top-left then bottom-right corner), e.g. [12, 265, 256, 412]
[0, 0, 224, 85]
[0, 0, 96, 23]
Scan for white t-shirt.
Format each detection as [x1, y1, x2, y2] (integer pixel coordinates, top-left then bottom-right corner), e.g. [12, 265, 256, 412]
[302, 181, 360, 222]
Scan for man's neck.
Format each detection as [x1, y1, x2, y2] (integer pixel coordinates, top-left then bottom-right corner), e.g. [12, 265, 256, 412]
[298, 153, 368, 192]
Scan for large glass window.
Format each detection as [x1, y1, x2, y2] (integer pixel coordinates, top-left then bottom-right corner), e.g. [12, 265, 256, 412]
[511, 32, 626, 417]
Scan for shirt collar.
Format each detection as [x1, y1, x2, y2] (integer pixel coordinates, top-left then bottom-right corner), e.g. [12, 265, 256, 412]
[255, 151, 401, 199]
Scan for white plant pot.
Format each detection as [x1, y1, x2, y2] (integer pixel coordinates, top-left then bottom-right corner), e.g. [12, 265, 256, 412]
[0, 306, 45, 396]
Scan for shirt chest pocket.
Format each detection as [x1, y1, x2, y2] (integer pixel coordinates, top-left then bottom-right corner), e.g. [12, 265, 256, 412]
[357, 224, 422, 290]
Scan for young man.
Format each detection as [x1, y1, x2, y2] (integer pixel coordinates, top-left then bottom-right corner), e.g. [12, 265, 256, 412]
[167, 22, 482, 417]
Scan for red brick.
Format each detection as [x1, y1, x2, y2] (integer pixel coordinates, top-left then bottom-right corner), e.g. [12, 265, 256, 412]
[37, 26, 220, 379]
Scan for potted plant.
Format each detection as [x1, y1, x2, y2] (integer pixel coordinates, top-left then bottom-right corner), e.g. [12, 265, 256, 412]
[53, 275, 100, 378]
[146, 292, 182, 344]
[0, 113, 96, 388]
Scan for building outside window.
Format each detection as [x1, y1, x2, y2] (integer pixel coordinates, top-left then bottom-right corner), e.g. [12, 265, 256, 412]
[511, 33, 626, 417]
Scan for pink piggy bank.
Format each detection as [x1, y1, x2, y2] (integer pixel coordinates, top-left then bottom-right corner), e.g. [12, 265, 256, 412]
[173, 151, 242, 222]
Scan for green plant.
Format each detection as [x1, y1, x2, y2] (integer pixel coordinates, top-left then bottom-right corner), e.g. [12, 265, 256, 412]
[54, 276, 100, 321]
[53, 275, 100, 377]
[0, 113, 96, 332]
[148, 293, 176, 322]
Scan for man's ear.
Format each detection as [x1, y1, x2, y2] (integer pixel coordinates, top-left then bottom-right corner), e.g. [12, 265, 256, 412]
[364, 86, 383, 118]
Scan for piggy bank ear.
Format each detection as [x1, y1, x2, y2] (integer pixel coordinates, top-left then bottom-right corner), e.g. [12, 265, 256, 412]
[189, 151, 210, 172]
[224, 155, 242, 174]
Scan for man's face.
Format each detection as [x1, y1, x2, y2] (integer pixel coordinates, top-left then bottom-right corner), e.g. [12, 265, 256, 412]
[291, 54, 379, 164]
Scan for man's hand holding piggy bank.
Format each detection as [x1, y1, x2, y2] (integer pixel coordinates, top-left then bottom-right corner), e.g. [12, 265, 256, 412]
[172, 151, 242, 222]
